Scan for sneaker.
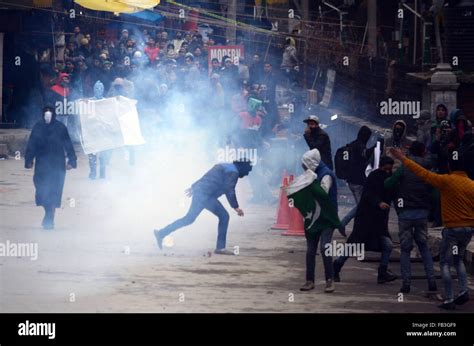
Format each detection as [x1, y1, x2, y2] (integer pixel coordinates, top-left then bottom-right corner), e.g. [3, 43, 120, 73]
[214, 248, 235, 255]
[453, 291, 469, 305]
[438, 300, 456, 310]
[153, 229, 165, 250]
[325, 279, 335, 293]
[400, 284, 410, 294]
[300, 281, 315, 291]
[377, 266, 397, 284]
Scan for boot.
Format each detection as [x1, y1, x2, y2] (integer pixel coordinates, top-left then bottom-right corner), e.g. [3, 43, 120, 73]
[399, 284, 410, 294]
[325, 279, 335, 293]
[377, 265, 397, 284]
[43, 207, 55, 230]
[214, 248, 235, 255]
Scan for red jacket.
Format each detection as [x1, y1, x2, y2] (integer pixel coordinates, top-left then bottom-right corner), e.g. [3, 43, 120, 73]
[144, 47, 160, 63]
[50, 73, 70, 97]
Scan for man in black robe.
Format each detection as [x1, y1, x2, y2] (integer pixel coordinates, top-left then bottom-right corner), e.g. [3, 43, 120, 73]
[25, 106, 77, 229]
[333, 156, 398, 284]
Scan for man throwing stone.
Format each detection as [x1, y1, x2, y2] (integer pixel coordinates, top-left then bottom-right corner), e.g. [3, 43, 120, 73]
[154, 159, 252, 255]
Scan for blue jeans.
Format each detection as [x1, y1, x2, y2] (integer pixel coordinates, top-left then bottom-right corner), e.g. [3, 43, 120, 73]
[160, 193, 230, 250]
[334, 236, 393, 268]
[340, 183, 364, 227]
[439, 227, 473, 301]
[306, 228, 334, 282]
[398, 218, 435, 286]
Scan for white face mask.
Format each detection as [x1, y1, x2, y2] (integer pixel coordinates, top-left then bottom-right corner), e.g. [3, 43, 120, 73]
[44, 111, 52, 124]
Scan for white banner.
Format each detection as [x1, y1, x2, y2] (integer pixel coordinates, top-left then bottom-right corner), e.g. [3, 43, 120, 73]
[77, 96, 145, 154]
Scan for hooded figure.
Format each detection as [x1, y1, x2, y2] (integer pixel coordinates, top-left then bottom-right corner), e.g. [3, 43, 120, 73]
[345, 125, 375, 186]
[286, 149, 340, 240]
[286, 149, 341, 292]
[88, 80, 111, 180]
[384, 119, 410, 170]
[93, 80, 105, 99]
[339, 125, 377, 232]
[154, 160, 252, 254]
[24, 106, 77, 229]
[448, 109, 470, 150]
[431, 103, 449, 140]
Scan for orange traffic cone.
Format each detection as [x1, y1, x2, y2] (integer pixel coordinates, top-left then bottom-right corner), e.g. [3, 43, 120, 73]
[271, 171, 290, 230]
[282, 202, 305, 236]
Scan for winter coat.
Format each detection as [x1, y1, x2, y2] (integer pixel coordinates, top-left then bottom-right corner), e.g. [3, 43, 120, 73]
[346, 169, 393, 252]
[384, 155, 433, 212]
[315, 161, 338, 211]
[25, 116, 77, 208]
[304, 127, 333, 169]
[191, 163, 240, 208]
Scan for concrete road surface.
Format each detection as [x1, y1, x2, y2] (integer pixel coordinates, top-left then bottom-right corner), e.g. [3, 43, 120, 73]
[1, 148, 472, 313]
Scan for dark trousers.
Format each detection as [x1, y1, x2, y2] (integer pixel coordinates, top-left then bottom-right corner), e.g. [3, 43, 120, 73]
[306, 228, 334, 282]
[161, 193, 230, 250]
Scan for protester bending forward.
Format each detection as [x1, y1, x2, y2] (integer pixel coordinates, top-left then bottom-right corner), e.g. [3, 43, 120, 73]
[154, 160, 252, 255]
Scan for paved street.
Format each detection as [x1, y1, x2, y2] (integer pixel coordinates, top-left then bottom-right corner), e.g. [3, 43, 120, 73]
[1, 148, 473, 313]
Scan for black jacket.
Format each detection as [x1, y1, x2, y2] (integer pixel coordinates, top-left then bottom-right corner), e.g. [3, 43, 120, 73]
[304, 127, 333, 169]
[389, 155, 433, 211]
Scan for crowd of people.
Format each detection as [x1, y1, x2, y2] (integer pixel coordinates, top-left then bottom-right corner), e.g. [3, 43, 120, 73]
[42, 25, 298, 139]
[288, 108, 473, 310]
[22, 22, 474, 312]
